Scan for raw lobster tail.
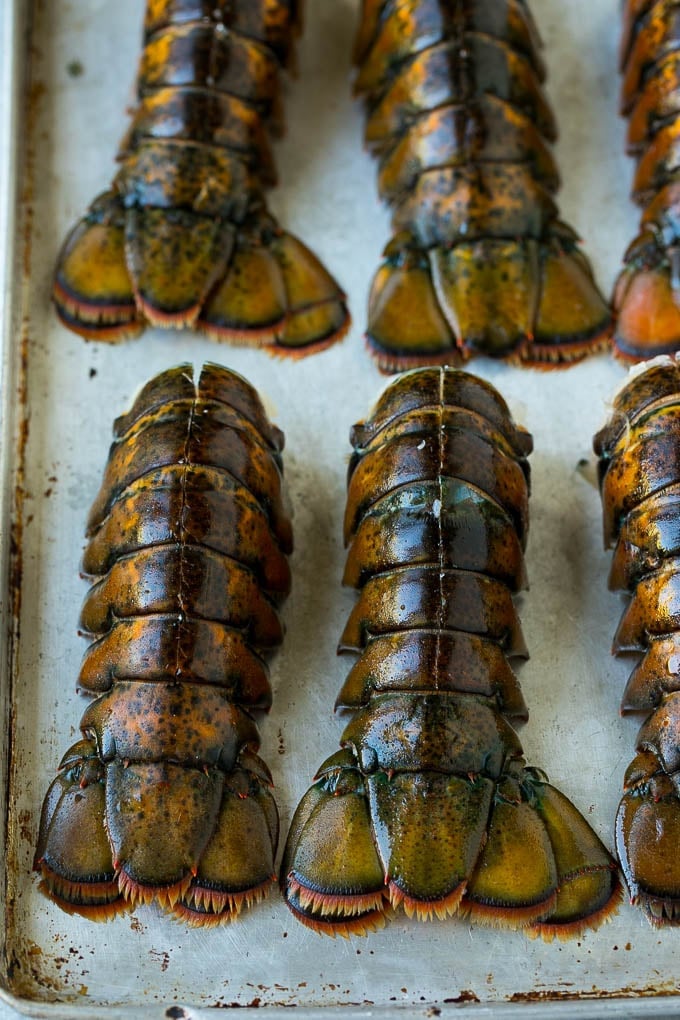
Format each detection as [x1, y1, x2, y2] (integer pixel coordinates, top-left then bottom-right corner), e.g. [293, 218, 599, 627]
[595, 357, 680, 925]
[53, 2, 350, 356]
[353, 0, 612, 372]
[282, 366, 620, 937]
[34, 364, 291, 925]
[615, 1, 680, 360]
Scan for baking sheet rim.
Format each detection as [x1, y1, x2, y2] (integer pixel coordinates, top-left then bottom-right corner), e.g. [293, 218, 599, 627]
[1, 0, 680, 1016]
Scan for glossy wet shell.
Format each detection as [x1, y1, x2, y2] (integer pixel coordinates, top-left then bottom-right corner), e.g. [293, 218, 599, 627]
[281, 366, 620, 937]
[614, 0, 680, 360]
[353, 0, 611, 371]
[596, 356, 680, 924]
[52, 0, 349, 354]
[34, 363, 291, 925]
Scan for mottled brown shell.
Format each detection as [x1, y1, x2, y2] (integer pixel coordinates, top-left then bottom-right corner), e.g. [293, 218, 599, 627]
[596, 356, 680, 924]
[52, 1, 349, 354]
[353, 0, 611, 371]
[613, 0, 680, 360]
[282, 366, 619, 938]
[35, 363, 291, 925]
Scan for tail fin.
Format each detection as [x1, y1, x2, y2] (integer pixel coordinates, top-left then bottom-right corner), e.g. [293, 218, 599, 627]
[198, 218, 350, 356]
[53, 196, 350, 357]
[35, 746, 278, 924]
[366, 229, 611, 372]
[616, 761, 680, 926]
[52, 193, 142, 342]
[281, 755, 620, 938]
[280, 752, 388, 937]
[33, 740, 125, 920]
[613, 232, 680, 361]
[172, 752, 279, 926]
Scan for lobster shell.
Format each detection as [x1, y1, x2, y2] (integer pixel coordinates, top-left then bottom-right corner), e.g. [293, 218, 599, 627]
[353, 0, 611, 371]
[52, 1, 350, 356]
[614, 0, 680, 360]
[281, 366, 620, 937]
[34, 364, 291, 925]
[595, 357, 680, 925]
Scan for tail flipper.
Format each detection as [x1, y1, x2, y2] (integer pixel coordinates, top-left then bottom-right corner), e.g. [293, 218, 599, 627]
[613, 231, 680, 361]
[173, 753, 279, 926]
[616, 741, 680, 926]
[33, 740, 125, 920]
[198, 222, 349, 355]
[527, 784, 623, 940]
[35, 743, 279, 924]
[366, 230, 612, 372]
[54, 196, 349, 356]
[280, 752, 387, 937]
[53, 193, 142, 342]
[281, 754, 620, 938]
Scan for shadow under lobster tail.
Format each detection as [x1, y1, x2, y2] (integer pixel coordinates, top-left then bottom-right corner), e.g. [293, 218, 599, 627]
[353, 0, 611, 372]
[53, 1, 349, 356]
[596, 356, 680, 924]
[282, 366, 620, 937]
[35, 364, 292, 924]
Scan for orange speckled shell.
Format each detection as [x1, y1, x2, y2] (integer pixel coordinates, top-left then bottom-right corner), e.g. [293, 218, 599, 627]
[34, 363, 291, 924]
[614, 0, 680, 360]
[281, 366, 619, 938]
[353, 0, 611, 370]
[597, 357, 680, 924]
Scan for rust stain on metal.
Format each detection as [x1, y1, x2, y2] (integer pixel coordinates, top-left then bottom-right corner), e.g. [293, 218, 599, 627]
[150, 950, 171, 974]
[3, 7, 45, 998]
[509, 983, 680, 1002]
[443, 991, 481, 1004]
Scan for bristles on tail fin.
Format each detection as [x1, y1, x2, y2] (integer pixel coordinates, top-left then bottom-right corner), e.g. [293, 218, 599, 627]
[365, 234, 612, 372]
[199, 224, 350, 354]
[54, 198, 350, 356]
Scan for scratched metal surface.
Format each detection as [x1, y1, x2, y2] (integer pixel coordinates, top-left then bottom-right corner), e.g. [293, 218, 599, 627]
[1, 0, 680, 1017]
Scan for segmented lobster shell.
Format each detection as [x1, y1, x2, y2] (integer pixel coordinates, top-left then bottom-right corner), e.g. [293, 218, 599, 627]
[53, 1, 349, 355]
[595, 357, 680, 925]
[281, 366, 620, 937]
[353, 0, 611, 371]
[34, 364, 291, 925]
[614, 0, 680, 360]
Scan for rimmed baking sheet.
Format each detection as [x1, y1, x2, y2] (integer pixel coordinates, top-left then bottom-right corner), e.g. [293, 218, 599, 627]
[2, 0, 680, 1016]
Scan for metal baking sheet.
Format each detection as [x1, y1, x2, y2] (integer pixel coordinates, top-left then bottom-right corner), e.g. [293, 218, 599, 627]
[2, 0, 680, 1016]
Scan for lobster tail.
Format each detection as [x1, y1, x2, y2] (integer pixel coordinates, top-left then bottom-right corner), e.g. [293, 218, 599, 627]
[614, 1, 680, 360]
[53, 2, 349, 355]
[595, 357, 680, 924]
[353, 0, 611, 371]
[34, 364, 291, 923]
[282, 367, 620, 937]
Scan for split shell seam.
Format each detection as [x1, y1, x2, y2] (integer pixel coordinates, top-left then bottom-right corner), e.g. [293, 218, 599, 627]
[53, 0, 350, 356]
[34, 363, 291, 925]
[281, 365, 621, 938]
[353, 0, 612, 372]
[595, 356, 680, 925]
